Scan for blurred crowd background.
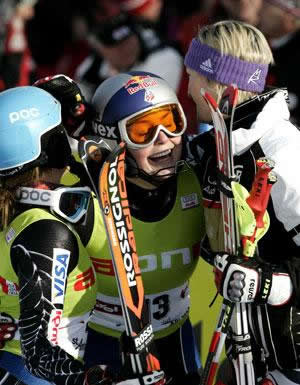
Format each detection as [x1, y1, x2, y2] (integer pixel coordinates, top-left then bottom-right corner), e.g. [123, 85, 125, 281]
[1, 0, 300, 134]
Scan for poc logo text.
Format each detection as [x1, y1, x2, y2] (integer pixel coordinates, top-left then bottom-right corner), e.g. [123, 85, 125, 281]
[9, 108, 40, 124]
[17, 188, 51, 203]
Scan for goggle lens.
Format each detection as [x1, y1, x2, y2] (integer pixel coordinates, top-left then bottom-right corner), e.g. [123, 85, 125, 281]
[59, 191, 90, 221]
[126, 105, 185, 145]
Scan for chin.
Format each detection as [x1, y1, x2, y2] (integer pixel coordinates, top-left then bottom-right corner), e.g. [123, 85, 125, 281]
[155, 167, 174, 178]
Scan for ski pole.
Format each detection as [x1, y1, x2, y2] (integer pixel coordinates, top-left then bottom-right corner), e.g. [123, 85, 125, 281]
[200, 159, 275, 385]
[200, 85, 276, 385]
[231, 159, 276, 385]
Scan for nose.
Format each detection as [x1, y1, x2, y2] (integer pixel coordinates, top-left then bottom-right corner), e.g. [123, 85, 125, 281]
[155, 128, 170, 144]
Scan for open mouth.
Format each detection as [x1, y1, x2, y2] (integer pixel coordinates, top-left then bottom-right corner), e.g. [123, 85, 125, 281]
[148, 149, 172, 163]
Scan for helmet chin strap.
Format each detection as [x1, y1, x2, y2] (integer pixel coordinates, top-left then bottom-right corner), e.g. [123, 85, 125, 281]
[126, 175, 160, 190]
[125, 155, 190, 190]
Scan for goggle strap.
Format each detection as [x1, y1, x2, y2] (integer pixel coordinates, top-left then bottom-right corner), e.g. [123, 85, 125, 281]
[16, 187, 59, 207]
[15, 187, 90, 224]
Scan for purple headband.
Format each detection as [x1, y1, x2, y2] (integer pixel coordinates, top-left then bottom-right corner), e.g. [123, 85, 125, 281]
[184, 39, 269, 93]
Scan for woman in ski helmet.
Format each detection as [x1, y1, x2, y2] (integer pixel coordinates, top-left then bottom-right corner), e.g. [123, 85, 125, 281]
[81, 71, 206, 385]
[0, 85, 102, 385]
[90, 71, 187, 187]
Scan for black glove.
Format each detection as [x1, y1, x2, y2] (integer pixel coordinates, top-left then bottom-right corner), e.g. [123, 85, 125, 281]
[33, 74, 93, 138]
[213, 253, 293, 305]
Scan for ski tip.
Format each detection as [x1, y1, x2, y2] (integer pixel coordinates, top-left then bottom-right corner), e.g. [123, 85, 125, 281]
[78, 135, 113, 160]
[219, 84, 238, 115]
[231, 84, 238, 105]
[200, 88, 218, 111]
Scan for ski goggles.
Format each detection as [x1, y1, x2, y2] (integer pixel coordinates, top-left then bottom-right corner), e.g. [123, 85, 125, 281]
[118, 104, 187, 149]
[16, 186, 91, 223]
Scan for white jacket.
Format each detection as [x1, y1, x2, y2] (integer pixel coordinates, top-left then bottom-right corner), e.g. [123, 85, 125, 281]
[233, 90, 300, 245]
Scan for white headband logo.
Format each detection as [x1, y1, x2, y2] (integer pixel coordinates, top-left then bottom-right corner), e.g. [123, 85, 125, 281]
[200, 58, 214, 74]
[248, 69, 262, 85]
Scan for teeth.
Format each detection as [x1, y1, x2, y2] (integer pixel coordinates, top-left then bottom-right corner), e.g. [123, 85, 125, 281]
[150, 149, 171, 159]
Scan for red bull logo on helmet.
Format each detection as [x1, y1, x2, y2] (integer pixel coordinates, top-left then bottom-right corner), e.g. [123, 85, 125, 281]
[124, 75, 158, 95]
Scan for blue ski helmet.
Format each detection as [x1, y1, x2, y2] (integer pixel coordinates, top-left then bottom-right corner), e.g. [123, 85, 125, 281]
[91, 71, 187, 149]
[0, 86, 71, 177]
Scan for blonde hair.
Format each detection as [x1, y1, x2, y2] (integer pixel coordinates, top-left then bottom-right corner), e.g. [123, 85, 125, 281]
[197, 20, 274, 104]
[0, 168, 41, 230]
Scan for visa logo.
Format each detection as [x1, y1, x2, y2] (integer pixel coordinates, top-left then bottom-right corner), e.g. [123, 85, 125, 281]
[51, 248, 70, 306]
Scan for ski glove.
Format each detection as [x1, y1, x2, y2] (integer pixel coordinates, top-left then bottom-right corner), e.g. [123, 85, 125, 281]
[0, 312, 17, 349]
[213, 253, 293, 305]
[33, 74, 92, 138]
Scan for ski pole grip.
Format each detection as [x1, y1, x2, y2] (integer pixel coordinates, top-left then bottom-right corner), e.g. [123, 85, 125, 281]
[246, 158, 276, 228]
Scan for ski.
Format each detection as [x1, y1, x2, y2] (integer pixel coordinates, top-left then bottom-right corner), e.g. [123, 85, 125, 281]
[202, 85, 240, 255]
[78, 137, 164, 382]
[200, 86, 276, 385]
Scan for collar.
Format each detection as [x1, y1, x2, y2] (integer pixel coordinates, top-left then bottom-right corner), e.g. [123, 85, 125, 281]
[230, 88, 290, 156]
[228, 87, 288, 131]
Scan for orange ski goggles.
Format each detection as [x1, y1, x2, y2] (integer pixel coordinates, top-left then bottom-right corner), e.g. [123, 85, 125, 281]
[119, 104, 187, 149]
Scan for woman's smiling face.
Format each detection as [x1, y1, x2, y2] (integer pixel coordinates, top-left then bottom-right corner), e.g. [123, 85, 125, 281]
[128, 130, 183, 178]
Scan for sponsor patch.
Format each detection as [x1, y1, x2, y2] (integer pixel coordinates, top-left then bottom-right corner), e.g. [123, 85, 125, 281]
[144, 89, 155, 103]
[48, 308, 62, 346]
[74, 267, 96, 291]
[200, 58, 214, 74]
[5, 227, 16, 243]
[92, 121, 118, 139]
[0, 276, 19, 295]
[124, 75, 158, 95]
[51, 248, 70, 306]
[181, 193, 199, 209]
[95, 299, 122, 316]
[9, 108, 40, 124]
[248, 69, 262, 85]
[133, 324, 154, 353]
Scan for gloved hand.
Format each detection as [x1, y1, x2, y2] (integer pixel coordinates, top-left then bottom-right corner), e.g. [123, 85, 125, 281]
[0, 312, 17, 349]
[116, 370, 166, 385]
[33, 74, 92, 138]
[213, 253, 293, 305]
